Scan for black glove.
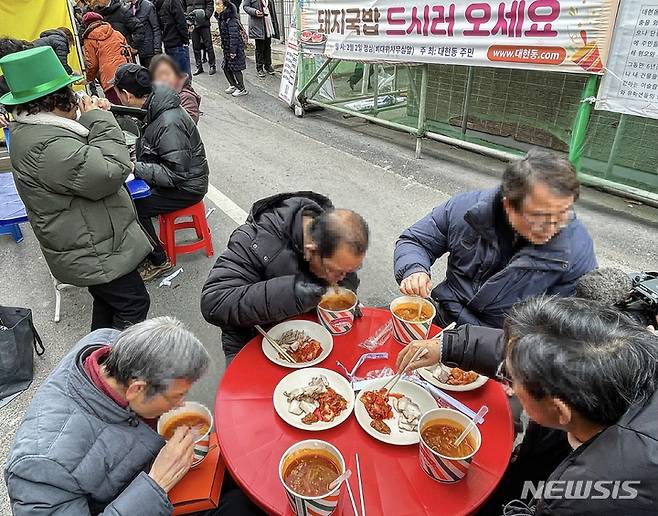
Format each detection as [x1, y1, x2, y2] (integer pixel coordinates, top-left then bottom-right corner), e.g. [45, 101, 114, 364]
[294, 275, 326, 312]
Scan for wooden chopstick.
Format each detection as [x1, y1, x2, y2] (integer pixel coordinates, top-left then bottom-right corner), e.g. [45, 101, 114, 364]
[255, 325, 297, 363]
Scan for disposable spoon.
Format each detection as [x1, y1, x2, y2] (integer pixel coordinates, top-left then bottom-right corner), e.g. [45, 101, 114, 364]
[328, 469, 352, 490]
[453, 406, 488, 447]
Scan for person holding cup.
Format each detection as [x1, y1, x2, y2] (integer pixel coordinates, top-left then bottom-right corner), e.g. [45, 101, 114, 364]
[201, 192, 369, 364]
[397, 296, 658, 515]
[0, 46, 152, 331]
[5, 317, 263, 516]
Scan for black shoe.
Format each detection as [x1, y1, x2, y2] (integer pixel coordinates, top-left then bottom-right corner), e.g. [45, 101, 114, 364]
[265, 65, 275, 75]
[256, 67, 266, 78]
[193, 66, 204, 76]
[209, 65, 217, 75]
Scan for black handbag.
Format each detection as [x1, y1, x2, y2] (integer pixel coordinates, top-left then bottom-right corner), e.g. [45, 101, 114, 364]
[0, 306, 44, 408]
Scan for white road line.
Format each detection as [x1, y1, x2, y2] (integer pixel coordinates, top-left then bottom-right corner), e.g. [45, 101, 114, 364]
[206, 183, 248, 224]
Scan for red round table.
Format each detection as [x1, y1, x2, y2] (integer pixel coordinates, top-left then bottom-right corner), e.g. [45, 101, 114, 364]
[215, 308, 514, 516]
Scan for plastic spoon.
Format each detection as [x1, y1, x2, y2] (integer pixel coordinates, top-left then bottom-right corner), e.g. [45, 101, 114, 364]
[453, 406, 488, 447]
[328, 469, 352, 490]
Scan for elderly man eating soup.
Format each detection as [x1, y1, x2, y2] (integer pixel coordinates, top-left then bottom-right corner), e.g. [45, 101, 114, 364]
[4, 317, 263, 515]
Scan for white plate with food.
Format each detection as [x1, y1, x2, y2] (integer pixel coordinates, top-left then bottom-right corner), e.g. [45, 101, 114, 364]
[355, 378, 437, 445]
[418, 365, 488, 392]
[261, 320, 333, 369]
[273, 368, 355, 431]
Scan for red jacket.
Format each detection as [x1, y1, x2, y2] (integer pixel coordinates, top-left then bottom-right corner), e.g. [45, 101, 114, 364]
[83, 21, 130, 90]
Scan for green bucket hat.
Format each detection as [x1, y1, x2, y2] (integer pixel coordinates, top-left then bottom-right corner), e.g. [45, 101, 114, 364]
[0, 46, 80, 106]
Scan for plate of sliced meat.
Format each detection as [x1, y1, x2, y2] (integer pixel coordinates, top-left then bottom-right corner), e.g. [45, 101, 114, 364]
[261, 320, 333, 368]
[355, 378, 437, 445]
[273, 368, 355, 431]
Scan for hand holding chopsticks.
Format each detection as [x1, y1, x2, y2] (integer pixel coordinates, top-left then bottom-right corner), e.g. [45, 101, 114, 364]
[395, 322, 456, 372]
[254, 325, 297, 364]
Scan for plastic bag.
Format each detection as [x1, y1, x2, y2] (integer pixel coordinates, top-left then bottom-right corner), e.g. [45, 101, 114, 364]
[359, 320, 393, 351]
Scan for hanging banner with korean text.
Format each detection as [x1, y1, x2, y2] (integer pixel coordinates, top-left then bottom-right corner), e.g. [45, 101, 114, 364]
[596, 1, 658, 119]
[299, 0, 619, 73]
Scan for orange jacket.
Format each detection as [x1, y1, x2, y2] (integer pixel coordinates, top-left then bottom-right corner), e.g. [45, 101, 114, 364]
[83, 21, 130, 91]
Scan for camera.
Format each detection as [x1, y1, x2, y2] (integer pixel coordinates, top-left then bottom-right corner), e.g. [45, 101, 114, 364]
[622, 272, 658, 326]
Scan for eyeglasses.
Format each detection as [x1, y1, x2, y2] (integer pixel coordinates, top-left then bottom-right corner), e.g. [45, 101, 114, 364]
[319, 255, 362, 278]
[495, 362, 514, 388]
[519, 206, 576, 231]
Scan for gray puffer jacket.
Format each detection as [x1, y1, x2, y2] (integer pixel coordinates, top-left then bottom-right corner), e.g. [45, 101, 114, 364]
[135, 85, 209, 196]
[4, 329, 172, 515]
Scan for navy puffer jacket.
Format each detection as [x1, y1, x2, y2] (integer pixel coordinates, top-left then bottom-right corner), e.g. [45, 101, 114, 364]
[394, 187, 597, 328]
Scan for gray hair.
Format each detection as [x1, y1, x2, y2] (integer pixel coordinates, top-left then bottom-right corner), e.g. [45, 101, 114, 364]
[502, 148, 580, 210]
[104, 316, 211, 397]
[504, 296, 658, 425]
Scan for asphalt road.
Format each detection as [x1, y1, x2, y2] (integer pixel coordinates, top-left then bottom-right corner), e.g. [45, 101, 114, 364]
[0, 59, 657, 513]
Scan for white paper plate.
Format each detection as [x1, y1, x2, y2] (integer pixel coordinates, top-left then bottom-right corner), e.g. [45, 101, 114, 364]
[273, 368, 355, 431]
[261, 320, 333, 369]
[355, 378, 437, 445]
[417, 366, 489, 392]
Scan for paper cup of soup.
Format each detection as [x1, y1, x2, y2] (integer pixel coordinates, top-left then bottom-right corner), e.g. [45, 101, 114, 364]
[418, 408, 481, 483]
[317, 288, 358, 335]
[158, 401, 213, 467]
[279, 439, 345, 516]
[390, 296, 436, 344]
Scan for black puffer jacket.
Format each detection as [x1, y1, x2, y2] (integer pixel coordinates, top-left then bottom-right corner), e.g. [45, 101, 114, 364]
[131, 0, 162, 58]
[96, 0, 145, 49]
[185, 0, 214, 28]
[218, 4, 246, 72]
[155, 0, 189, 48]
[201, 192, 359, 357]
[442, 325, 658, 515]
[33, 29, 72, 73]
[134, 85, 209, 196]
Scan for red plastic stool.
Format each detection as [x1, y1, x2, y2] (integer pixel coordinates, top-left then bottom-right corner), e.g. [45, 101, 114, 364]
[158, 201, 214, 266]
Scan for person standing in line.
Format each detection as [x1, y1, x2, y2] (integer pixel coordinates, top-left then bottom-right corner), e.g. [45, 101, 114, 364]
[154, 0, 191, 76]
[129, 0, 162, 67]
[217, 0, 247, 97]
[91, 0, 145, 54]
[112, 64, 209, 281]
[150, 54, 201, 123]
[0, 47, 151, 330]
[185, 0, 216, 75]
[243, 0, 279, 77]
[82, 12, 131, 105]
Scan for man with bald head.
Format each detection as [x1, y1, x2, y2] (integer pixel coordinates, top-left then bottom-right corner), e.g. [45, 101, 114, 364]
[201, 192, 369, 363]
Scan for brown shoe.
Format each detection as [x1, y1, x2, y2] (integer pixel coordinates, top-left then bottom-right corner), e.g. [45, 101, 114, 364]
[140, 260, 173, 282]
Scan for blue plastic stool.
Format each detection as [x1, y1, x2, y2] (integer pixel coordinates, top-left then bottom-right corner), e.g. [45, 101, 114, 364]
[1, 127, 24, 242]
[0, 223, 23, 243]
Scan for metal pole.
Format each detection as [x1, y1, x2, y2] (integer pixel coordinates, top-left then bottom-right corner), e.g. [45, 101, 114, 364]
[415, 64, 429, 158]
[307, 98, 418, 134]
[393, 65, 399, 91]
[297, 58, 334, 97]
[361, 64, 371, 95]
[461, 66, 475, 136]
[604, 113, 627, 179]
[372, 65, 380, 116]
[304, 59, 341, 100]
[568, 74, 599, 169]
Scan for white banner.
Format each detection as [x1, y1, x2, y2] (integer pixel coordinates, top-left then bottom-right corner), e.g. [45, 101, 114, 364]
[299, 0, 619, 73]
[596, 2, 658, 119]
[279, 30, 301, 105]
